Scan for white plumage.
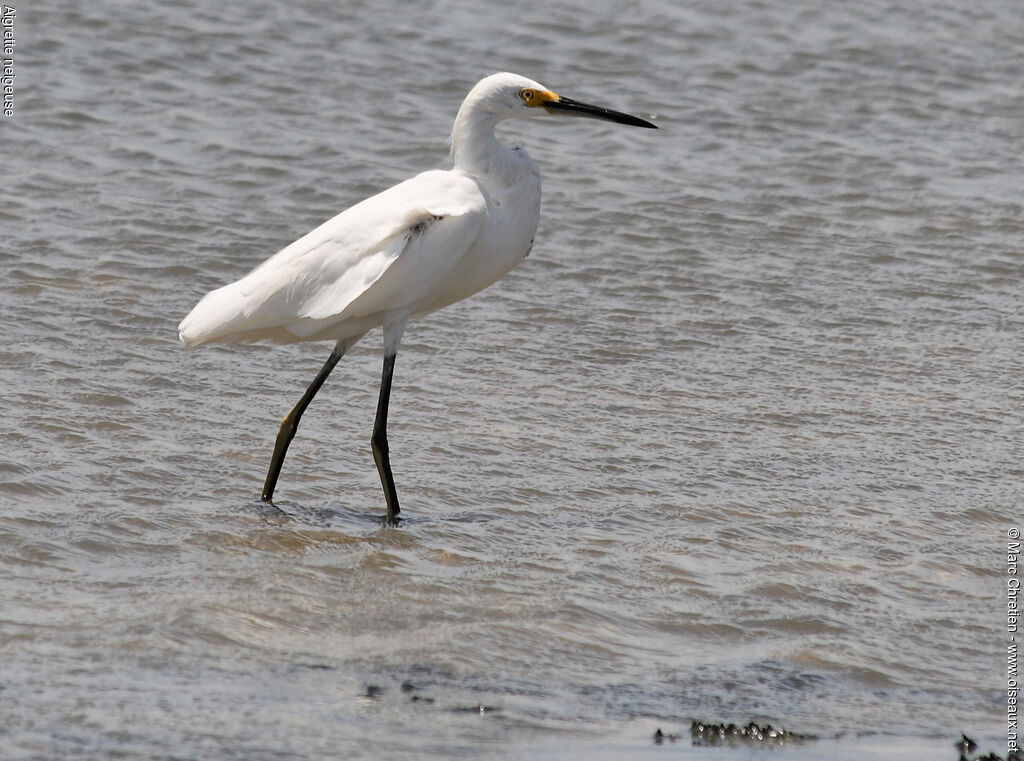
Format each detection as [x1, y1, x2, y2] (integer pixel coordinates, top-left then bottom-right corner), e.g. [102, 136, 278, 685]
[180, 170, 497, 346]
[179, 75, 546, 349]
[178, 72, 656, 519]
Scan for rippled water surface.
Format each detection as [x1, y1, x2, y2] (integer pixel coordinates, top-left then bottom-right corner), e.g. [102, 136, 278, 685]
[3, 1, 1021, 758]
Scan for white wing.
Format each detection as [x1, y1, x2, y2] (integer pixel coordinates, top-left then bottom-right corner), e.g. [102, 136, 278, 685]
[179, 169, 486, 346]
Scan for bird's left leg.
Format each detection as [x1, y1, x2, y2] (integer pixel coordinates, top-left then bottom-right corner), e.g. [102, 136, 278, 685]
[261, 338, 354, 503]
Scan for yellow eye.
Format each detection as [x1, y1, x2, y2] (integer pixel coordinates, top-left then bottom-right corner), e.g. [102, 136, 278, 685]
[519, 88, 536, 104]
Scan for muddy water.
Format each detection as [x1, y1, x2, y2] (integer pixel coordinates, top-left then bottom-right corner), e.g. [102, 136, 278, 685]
[2, 0, 1020, 758]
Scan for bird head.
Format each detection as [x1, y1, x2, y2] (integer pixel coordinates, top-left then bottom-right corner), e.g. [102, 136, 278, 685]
[465, 72, 657, 129]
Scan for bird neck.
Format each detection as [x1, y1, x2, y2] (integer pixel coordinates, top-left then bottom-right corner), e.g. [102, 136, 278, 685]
[449, 104, 507, 175]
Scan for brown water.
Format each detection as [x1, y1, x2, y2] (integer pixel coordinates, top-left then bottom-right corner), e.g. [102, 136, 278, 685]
[2, 0, 1021, 758]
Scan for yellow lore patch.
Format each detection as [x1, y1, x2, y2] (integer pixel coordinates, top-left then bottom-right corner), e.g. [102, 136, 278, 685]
[519, 88, 559, 107]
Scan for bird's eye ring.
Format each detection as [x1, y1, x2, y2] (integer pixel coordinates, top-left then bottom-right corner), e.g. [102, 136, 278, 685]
[519, 88, 535, 103]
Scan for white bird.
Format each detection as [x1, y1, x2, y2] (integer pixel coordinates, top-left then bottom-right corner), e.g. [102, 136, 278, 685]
[179, 72, 656, 521]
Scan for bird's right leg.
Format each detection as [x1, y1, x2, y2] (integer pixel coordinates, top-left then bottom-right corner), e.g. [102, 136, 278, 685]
[371, 320, 407, 523]
[370, 351, 401, 521]
[261, 342, 348, 503]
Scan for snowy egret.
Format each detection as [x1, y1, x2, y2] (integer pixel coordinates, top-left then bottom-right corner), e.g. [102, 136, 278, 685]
[179, 72, 657, 521]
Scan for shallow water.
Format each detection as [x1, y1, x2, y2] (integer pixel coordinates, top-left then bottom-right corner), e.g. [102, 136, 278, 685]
[2, 0, 1020, 758]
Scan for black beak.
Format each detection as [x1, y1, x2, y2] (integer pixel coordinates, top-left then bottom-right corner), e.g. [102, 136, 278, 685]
[544, 96, 658, 129]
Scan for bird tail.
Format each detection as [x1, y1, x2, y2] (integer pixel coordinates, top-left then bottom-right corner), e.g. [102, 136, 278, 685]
[178, 281, 252, 347]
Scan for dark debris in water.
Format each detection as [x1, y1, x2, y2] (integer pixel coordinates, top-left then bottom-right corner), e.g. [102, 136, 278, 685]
[652, 727, 1021, 759]
[652, 728, 680, 745]
[691, 720, 815, 747]
[956, 734, 1021, 761]
[957, 735, 979, 756]
[399, 680, 435, 704]
[654, 720, 814, 747]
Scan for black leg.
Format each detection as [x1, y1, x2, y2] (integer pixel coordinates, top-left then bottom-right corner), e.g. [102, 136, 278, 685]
[371, 352, 401, 520]
[261, 345, 345, 502]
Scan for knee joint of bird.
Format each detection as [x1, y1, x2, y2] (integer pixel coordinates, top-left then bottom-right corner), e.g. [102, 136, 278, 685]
[279, 414, 300, 441]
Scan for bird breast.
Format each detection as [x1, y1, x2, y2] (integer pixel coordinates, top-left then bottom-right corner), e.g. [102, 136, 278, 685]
[415, 161, 540, 317]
